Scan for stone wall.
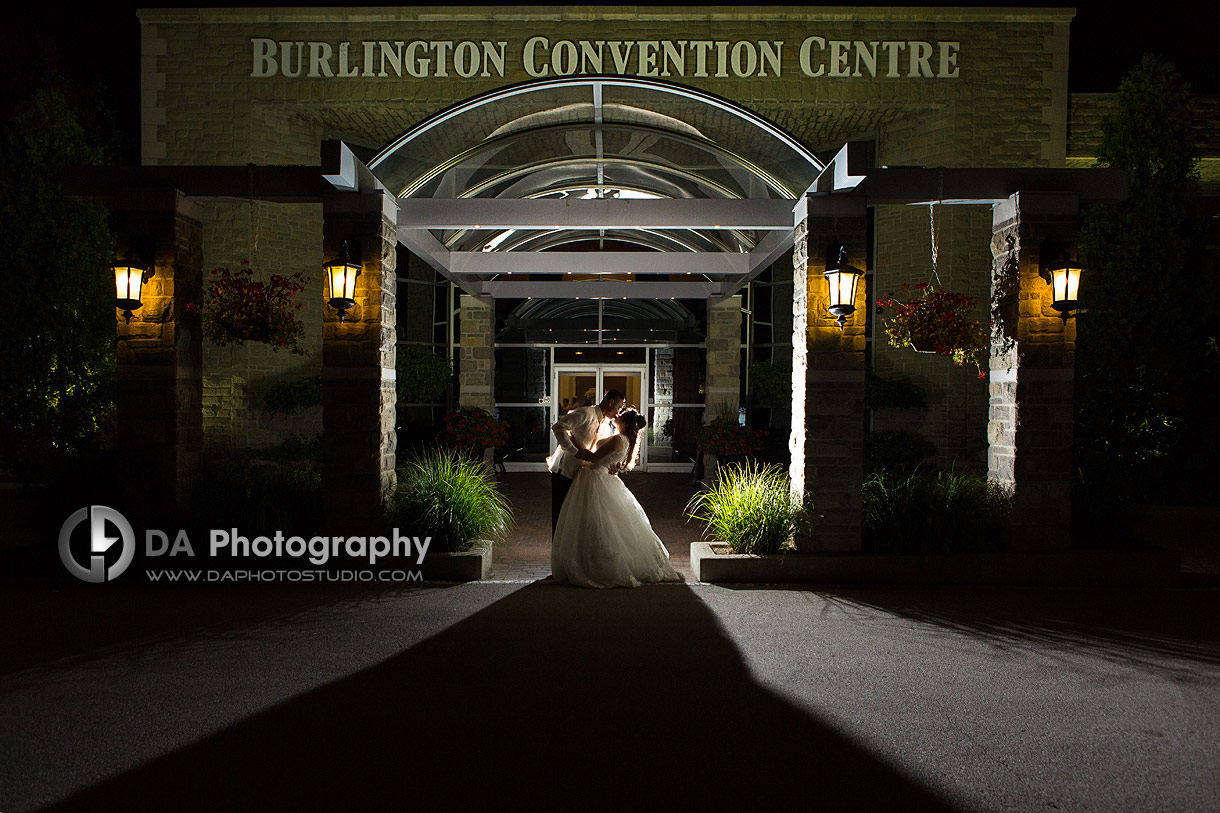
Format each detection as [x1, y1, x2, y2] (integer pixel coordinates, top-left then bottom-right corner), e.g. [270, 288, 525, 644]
[142, 7, 1072, 168]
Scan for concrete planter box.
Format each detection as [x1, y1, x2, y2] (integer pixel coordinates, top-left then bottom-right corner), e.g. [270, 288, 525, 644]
[690, 541, 1180, 586]
[420, 539, 493, 582]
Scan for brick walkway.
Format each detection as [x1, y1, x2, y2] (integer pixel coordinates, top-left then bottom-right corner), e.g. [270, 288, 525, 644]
[491, 472, 706, 581]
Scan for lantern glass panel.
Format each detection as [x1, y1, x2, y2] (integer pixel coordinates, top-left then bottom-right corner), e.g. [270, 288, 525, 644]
[1051, 264, 1081, 305]
[114, 264, 143, 303]
[826, 268, 860, 308]
[328, 262, 359, 301]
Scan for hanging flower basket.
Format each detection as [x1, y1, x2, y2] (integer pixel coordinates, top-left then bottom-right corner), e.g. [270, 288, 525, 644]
[878, 283, 989, 378]
[201, 260, 308, 354]
[908, 332, 938, 353]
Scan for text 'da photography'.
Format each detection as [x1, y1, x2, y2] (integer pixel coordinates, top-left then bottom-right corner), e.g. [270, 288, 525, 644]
[57, 504, 431, 586]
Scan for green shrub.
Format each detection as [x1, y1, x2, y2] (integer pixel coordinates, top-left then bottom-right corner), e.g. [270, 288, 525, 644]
[199, 436, 323, 533]
[263, 375, 322, 415]
[397, 345, 452, 404]
[686, 461, 810, 554]
[864, 370, 928, 410]
[862, 468, 1012, 554]
[749, 360, 791, 408]
[390, 450, 513, 552]
[864, 430, 937, 476]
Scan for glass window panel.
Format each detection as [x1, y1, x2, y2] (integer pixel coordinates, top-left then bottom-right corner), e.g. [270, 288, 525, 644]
[495, 347, 549, 403]
[496, 406, 552, 463]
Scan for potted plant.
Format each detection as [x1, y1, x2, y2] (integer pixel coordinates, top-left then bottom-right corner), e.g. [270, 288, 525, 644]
[390, 450, 514, 580]
[877, 283, 989, 378]
[693, 419, 767, 463]
[443, 406, 509, 460]
[686, 461, 817, 582]
[686, 461, 809, 555]
[201, 260, 308, 354]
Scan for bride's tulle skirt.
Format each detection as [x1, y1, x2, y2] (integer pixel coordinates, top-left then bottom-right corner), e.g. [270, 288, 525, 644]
[551, 468, 682, 588]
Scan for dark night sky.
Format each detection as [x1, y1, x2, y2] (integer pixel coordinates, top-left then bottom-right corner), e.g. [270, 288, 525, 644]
[10, 3, 1215, 164]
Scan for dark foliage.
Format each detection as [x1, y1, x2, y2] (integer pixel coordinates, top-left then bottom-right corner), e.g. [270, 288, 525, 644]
[1075, 55, 1218, 508]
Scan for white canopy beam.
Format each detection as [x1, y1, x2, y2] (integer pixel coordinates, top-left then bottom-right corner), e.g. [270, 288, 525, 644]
[475, 280, 722, 298]
[448, 251, 748, 277]
[396, 198, 797, 230]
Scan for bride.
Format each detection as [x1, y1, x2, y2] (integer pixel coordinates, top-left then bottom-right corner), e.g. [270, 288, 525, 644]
[550, 408, 682, 588]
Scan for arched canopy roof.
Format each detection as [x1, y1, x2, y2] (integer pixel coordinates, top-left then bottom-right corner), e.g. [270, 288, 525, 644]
[372, 77, 822, 299]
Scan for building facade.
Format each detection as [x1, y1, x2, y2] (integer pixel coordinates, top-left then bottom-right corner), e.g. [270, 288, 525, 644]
[126, 5, 1120, 546]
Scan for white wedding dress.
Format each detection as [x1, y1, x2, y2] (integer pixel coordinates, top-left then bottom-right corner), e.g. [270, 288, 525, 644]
[551, 434, 682, 588]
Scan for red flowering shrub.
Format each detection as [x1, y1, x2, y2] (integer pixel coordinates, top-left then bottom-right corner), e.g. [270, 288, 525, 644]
[694, 420, 767, 458]
[443, 407, 509, 451]
[202, 260, 308, 354]
[878, 283, 989, 378]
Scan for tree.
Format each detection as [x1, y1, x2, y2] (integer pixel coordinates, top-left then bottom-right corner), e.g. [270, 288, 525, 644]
[0, 88, 116, 480]
[1075, 54, 1216, 508]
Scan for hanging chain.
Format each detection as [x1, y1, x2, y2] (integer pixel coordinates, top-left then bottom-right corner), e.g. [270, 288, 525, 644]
[927, 167, 944, 288]
[247, 163, 259, 259]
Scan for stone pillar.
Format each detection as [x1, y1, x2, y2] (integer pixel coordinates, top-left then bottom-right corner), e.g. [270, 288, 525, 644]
[112, 190, 203, 525]
[705, 296, 742, 418]
[322, 192, 398, 528]
[458, 294, 495, 467]
[794, 195, 869, 552]
[704, 295, 742, 473]
[653, 347, 674, 443]
[458, 295, 495, 414]
[990, 192, 1079, 549]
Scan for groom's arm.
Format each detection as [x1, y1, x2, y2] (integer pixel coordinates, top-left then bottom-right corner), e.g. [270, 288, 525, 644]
[584, 435, 626, 465]
[550, 409, 583, 454]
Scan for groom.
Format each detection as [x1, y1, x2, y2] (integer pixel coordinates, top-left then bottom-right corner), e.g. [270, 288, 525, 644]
[548, 388, 626, 535]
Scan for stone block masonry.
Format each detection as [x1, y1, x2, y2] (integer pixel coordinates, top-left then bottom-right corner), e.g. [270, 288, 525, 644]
[795, 195, 869, 553]
[111, 190, 204, 524]
[990, 192, 1079, 549]
[322, 192, 399, 527]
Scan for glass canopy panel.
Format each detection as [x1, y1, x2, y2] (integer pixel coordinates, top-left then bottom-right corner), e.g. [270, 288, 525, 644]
[369, 77, 822, 201]
[403, 124, 790, 202]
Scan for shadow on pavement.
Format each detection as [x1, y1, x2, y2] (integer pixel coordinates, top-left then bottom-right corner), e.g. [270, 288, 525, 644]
[44, 582, 956, 811]
[801, 585, 1220, 677]
[0, 581, 444, 677]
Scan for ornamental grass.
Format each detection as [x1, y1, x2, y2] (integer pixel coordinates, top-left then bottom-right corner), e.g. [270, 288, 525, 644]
[685, 461, 810, 555]
[391, 450, 514, 553]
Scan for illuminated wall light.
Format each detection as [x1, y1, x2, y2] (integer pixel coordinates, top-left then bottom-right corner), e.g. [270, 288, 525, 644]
[324, 241, 362, 323]
[1040, 241, 1084, 318]
[822, 240, 864, 331]
[113, 254, 154, 324]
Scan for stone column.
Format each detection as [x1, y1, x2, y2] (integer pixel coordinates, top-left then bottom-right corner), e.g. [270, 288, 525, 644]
[458, 295, 495, 467]
[653, 347, 674, 443]
[990, 192, 1079, 549]
[705, 296, 742, 418]
[322, 192, 398, 528]
[704, 295, 743, 474]
[794, 195, 869, 552]
[458, 295, 495, 414]
[112, 189, 203, 525]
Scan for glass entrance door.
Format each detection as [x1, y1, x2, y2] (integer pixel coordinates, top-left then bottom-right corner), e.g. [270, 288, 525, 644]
[553, 365, 647, 469]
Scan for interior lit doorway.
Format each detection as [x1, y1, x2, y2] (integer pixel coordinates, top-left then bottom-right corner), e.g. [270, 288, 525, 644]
[553, 365, 648, 469]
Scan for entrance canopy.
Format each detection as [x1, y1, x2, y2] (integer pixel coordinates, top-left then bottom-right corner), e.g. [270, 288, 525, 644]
[370, 78, 824, 299]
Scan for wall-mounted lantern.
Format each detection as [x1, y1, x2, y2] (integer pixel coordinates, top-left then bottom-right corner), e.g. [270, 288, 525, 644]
[113, 255, 154, 324]
[324, 241, 361, 323]
[823, 240, 865, 330]
[1040, 242, 1084, 318]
